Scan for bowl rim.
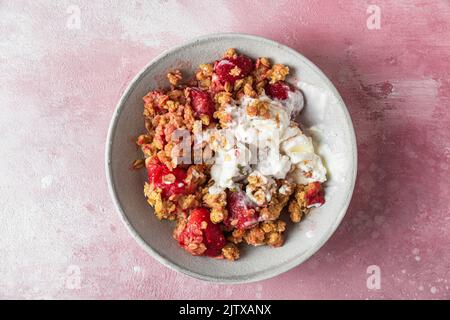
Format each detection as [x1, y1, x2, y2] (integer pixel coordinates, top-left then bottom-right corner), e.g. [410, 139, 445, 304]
[105, 32, 358, 284]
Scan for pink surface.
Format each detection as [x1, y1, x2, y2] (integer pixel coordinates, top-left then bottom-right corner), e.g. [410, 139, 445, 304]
[1, 1, 449, 299]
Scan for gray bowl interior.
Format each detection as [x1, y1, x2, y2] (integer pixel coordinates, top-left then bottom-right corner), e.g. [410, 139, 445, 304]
[106, 34, 357, 283]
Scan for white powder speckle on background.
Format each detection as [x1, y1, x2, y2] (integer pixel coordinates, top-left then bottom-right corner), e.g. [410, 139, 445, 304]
[430, 287, 437, 294]
[41, 175, 54, 189]
[133, 265, 141, 273]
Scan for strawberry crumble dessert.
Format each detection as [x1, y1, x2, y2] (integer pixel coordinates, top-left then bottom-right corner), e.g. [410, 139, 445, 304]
[134, 49, 327, 261]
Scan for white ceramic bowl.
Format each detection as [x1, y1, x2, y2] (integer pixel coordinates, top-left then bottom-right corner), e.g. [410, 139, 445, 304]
[105, 33, 357, 283]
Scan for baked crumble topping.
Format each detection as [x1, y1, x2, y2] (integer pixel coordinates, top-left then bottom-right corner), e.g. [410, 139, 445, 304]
[134, 49, 327, 260]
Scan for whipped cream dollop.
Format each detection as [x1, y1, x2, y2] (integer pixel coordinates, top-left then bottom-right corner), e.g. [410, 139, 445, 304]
[207, 91, 326, 195]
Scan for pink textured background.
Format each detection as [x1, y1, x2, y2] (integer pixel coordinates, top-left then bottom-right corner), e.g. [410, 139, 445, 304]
[1, 0, 449, 299]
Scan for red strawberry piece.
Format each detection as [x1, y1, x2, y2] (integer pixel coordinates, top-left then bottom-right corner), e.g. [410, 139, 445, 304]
[214, 59, 236, 83]
[225, 190, 259, 230]
[305, 182, 325, 207]
[190, 88, 215, 117]
[203, 224, 227, 257]
[209, 73, 225, 93]
[177, 208, 226, 257]
[234, 55, 254, 76]
[213, 55, 254, 84]
[265, 81, 291, 100]
[146, 157, 191, 198]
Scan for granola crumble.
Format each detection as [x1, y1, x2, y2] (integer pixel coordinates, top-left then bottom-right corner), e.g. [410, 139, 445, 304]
[222, 243, 240, 261]
[135, 49, 327, 260]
